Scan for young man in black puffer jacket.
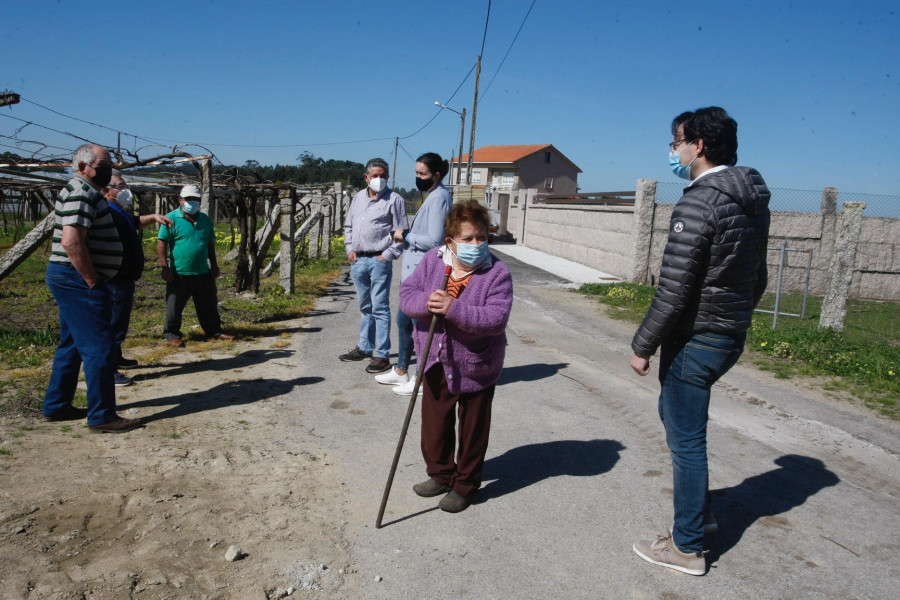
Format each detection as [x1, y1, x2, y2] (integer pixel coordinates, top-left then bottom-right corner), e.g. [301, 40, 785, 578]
[630, 106, 770, 576]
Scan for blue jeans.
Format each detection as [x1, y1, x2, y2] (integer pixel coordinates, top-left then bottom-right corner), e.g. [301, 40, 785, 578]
[396, 307, 415, 371]
[350, 256, 392, 358]
[108, 279, 135, 361]
[43, 263, 118, 426]
[658, 332, 745, 553]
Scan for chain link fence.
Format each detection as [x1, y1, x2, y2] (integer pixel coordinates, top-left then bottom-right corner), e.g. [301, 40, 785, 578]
[655, 181, 899, 218]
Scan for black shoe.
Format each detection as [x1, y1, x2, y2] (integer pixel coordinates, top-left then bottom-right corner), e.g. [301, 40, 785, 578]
[413, 478, 451, 498]
[117, 357, 139, 368]
[365, 357, 391, 373]
[43, 404, 87, 422]
[339, 347, 372, 361]
[438, 491, 471, 513]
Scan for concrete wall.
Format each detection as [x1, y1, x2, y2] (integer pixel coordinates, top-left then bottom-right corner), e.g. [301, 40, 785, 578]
[512, 184, 900, 301]
[519, 202, 635, 277]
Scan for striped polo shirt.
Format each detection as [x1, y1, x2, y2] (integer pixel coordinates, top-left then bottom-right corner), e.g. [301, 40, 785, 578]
[50, 175, 123, 279]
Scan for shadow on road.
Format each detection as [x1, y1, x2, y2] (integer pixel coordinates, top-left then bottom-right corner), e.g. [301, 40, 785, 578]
[498, 362, 568, 385]
[124, 375, 323, 424]
[132, 349, 295, 381]
[708, 454, 840, 563]
[478, 439, 626, 503]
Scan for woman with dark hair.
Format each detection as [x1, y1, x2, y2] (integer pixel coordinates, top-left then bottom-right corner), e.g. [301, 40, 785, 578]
[399, 199, 513, 513]
[375, 153, 453, 393]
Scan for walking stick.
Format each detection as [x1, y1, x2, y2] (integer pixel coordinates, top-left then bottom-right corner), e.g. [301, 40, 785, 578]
[376, 265, 452, 528]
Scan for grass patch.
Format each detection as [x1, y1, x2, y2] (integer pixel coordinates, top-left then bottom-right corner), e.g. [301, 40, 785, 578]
[0, 222, 346, 418]
[578, 283, 900, 419]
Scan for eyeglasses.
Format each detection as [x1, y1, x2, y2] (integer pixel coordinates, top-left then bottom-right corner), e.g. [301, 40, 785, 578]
[668, 138, 690, 151]
[109, 183, 128, 189]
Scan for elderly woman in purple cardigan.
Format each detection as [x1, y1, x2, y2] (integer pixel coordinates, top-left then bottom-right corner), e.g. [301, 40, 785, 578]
[399, 199, 513, 513]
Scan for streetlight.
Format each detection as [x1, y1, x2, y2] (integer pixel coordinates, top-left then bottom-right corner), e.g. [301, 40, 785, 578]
[434, 101, 467, 186]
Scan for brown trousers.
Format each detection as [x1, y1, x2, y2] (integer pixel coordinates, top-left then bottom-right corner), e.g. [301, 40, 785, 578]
[421, 364, 495, 498]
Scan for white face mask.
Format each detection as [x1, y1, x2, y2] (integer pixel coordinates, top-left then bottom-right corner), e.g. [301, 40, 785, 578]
[116, 189, 134, 210]
[368, 177, 387, 193]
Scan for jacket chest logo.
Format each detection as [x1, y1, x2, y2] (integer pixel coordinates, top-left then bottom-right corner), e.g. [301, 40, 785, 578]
[673, 221, 684, 233]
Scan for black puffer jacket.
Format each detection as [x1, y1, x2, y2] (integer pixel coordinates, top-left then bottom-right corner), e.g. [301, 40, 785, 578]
[631, 167, 770, 357]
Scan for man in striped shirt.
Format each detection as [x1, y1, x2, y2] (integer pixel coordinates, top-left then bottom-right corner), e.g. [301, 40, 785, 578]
[42, 144, 141, 433]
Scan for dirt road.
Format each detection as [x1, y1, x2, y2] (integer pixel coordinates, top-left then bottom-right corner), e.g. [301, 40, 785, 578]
[1, 249, 898, 599]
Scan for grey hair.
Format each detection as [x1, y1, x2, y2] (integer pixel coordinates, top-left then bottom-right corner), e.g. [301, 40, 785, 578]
[365, 157, 390, 177]
[72, 144, 97, 171]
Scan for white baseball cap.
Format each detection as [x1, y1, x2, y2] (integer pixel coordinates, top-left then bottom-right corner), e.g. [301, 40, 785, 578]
[180, 184, 202, 199]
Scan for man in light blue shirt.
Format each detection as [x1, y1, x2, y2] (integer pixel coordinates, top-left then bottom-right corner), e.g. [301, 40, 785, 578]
[340, 158, 408, 373]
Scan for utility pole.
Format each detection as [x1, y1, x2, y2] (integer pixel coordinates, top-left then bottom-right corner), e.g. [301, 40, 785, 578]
[391, 136, 399, 189]
[0, 91, 21, 108]
[466, 56, 482, 185]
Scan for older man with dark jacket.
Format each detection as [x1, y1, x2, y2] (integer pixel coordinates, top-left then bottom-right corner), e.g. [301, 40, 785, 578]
[630, 107, 770, 576]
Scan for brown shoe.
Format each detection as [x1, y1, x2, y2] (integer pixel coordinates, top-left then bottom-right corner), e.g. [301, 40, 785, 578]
[88, 416, 143, 434]
[365, 357, 391, 373]
[438, 491, 471, 513]
[166, 338, 184, 347]
[212, 333, 235, 340]
[413, 478, 451, 497]
[43, 404, 87, 422]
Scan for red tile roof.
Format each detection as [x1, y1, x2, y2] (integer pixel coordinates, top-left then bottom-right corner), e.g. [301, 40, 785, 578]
[457, 144, 553, 163]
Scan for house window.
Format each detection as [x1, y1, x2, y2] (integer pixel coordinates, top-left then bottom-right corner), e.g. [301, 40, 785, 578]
[502, 172, 514, 185]
[544, 151, 551, 163]
[544, 177, 554, 190]
[472, 171, 482, 183]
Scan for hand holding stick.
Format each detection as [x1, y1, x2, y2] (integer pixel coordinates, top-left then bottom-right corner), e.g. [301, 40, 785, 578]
[376, 265, 452, 528]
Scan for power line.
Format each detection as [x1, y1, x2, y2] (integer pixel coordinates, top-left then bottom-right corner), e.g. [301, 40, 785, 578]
[480, 0, 537, 102]
[480, 0, 492, 57]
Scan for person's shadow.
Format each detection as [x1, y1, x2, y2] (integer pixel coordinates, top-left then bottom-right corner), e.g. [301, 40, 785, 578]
[497, 363, 568, 385]
[477, 439, 625, 503]
[122, 375, 323, 424]
[707, 454, 840, 563]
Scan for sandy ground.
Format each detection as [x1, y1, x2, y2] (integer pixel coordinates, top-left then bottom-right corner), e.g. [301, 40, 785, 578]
[0, 328, 350, 600]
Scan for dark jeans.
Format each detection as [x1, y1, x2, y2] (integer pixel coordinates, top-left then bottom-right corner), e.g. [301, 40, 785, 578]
[658, 332, 745, 553]
[108, 279, 135, 361]
[396, 307, 415, 371]
[164, 272, 223, 340]
[421, 363, 495, 498]
[43, 263, 118, 426]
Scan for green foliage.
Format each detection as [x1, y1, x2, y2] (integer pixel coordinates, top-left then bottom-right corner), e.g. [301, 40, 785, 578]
[133, 152, 367, 187]
[577, 282, 655, 321]
[578, 284, 900, 419]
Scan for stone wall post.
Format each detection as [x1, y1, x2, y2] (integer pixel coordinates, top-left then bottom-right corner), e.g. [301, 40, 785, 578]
[819, 201, 866, 330]
[516, 188, 536, 245]
[821, 186, 839, 216]
[279, 188, 296, 294]
[308, 190, 324, 259]
[200, 159, 216, 223]
[628, 178, 658, 284]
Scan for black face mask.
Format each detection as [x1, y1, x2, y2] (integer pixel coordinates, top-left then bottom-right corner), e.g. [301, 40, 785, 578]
[415, 176, 434, 192]
[91, 165, 113, 189]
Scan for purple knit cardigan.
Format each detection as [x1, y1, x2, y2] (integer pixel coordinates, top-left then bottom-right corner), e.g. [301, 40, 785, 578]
[399, 248, 513, 394]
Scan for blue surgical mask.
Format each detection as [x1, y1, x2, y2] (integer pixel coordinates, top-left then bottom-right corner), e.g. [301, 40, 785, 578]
[453, 240, 489, 268]
[669, 146, 696, 180]
[182, 200, 200, 215]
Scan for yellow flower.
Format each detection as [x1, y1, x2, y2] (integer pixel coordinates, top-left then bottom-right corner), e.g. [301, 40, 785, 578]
[760, 341, 768, 347]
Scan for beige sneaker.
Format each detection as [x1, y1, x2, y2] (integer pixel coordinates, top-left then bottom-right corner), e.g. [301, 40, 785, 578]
[633, 532, 706, 576]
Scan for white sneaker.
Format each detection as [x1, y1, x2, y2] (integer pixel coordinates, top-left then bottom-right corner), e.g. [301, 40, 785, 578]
[392, 377, 423, 396]
[375, 367, 410, 385]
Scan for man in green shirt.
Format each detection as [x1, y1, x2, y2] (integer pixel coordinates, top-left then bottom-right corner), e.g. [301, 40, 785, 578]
[157, 185, 234, 347]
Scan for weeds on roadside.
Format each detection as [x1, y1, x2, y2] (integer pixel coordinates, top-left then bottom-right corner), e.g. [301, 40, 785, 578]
[0, 224, 347, 418]
[578, 283, 900, 419]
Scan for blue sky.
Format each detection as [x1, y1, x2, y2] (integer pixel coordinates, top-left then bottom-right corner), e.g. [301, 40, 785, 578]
[2, 0, 898, 199]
